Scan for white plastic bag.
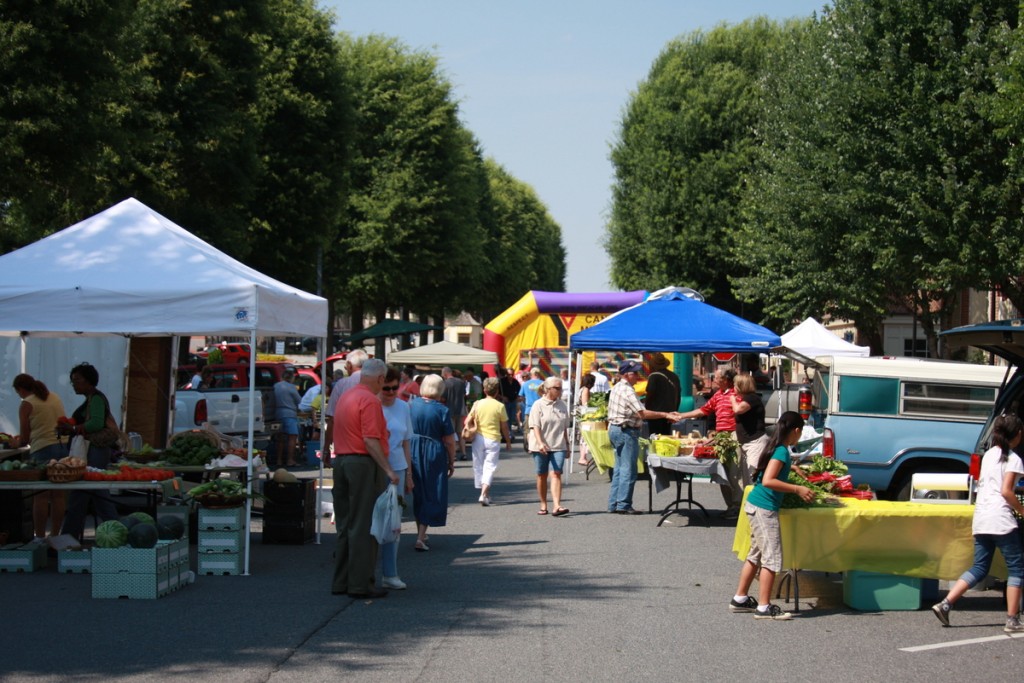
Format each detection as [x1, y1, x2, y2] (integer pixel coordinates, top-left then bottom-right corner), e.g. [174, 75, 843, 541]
[370, 483, 401, 544]
[69, 435, 88, 459]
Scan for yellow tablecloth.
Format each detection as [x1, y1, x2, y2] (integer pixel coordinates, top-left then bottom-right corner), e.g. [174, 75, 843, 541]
[731, 495, 1005, 580]
[580, 429, 645, 475]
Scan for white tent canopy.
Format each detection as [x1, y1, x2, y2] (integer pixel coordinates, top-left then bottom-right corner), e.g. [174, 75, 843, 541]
[0, 197, 327, 337]
[0, 198, 328, 575]
[387, 340, 497, 366]
[777, 317, 870, 365]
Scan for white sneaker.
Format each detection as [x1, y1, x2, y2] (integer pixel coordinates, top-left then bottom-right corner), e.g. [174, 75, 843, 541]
[480, 496, 492, 507]
[381, 576, 407, 590]
[753, 604, 793, 620]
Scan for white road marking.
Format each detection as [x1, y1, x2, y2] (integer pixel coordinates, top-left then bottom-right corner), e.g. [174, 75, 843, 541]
[901, 631, 1024, 652]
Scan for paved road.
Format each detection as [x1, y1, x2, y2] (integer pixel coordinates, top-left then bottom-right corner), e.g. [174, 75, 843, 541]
[4, 439, 1023, 682]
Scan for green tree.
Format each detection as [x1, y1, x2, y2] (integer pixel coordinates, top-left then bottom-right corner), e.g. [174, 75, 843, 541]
[125, 0, 267, 252]
[241, 0, 353, 293]
[735, 0, 1018, 353]
[606, 18, 788, 315]
[332, 34, 486, 332]
[0, 0, 138, 246]
[483, 159, 567, 315]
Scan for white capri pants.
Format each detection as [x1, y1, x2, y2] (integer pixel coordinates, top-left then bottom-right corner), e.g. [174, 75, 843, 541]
[472, 435, 501, 488]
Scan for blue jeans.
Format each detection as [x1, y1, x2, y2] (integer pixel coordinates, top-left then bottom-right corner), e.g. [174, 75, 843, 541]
[608, 425, 639, 511]
[960, 531, 1024, 588]
[532, 450, 566, 475]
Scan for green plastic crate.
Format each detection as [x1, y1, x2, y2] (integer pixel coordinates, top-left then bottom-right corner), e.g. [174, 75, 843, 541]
[91, 543, 170, 574]
[843, 570, 922, 611]
[198, 507, 245, 531]
[92, 569, 170, 599]
[57, 549, 91, 574]
[197, 529, 246, 554]
[0, 542, 48, 572]
[198, 552, 242, 575]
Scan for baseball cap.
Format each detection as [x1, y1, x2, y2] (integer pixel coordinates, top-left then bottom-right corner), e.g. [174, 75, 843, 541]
[618, 360, 643, 375]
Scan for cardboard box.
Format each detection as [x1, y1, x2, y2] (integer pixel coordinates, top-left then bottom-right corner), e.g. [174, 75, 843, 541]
[58, 549, 92, 574]
[0, 542, 48, 572]
[843, 570, 922, 611]
[197, 528, 246, 554]
[91, 543, 170, 574]
[198, 552, 242, 575]
[92, 569, 171, 599]
[198, 506, 245, 531]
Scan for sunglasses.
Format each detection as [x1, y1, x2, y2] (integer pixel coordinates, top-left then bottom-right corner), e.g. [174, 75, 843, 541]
[381, 385, 399, 392]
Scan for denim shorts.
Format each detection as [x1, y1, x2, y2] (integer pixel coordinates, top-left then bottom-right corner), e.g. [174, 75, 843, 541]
[532, 450, 566, 475]
[279, 417, 299, 436]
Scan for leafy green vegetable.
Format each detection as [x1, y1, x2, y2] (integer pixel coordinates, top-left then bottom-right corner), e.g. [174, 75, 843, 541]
[805, 454, 848, 476]
[781, 470, 844, 508]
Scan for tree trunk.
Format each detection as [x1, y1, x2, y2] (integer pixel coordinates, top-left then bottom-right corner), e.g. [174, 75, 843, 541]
[374, 303, 387, 361]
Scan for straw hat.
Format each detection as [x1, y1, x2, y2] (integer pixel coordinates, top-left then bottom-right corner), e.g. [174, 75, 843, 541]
[649, 353, 670, 370]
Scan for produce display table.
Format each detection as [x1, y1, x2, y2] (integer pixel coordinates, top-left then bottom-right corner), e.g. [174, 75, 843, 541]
[0, 446, 30, 462]
[646, 453, 728, 527]
[0, 481, 165, 492]
[731, 496, 1001, 581]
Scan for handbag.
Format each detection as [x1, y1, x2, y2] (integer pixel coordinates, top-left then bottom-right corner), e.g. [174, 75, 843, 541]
[86, 415, 125, 449]
[370, 484, 402, 544]
[461, 409, 479, 443]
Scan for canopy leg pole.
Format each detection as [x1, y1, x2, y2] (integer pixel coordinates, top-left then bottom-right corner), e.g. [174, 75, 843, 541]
[316, 335, 327, 545]
[244, 329, 257, 576]
[568, 351, 583, 478]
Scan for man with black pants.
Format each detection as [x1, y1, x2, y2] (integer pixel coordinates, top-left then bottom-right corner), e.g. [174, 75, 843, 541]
[331, 359, 399, 599]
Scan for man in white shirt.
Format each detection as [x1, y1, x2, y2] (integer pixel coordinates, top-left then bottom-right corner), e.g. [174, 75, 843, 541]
[589, 361, 610, 394]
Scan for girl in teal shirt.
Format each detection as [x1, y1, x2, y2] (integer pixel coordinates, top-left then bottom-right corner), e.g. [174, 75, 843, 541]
[729, 411, 814, 620]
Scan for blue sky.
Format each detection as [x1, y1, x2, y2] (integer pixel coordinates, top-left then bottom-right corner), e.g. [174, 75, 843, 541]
[323, 1, 828, 292]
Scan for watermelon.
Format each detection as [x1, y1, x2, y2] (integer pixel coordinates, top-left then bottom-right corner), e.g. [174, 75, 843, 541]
[96, 520, 129, 548]
[157, 517, 185, 540]
[128, 511, 155, 526]
[118, 515, 140, 530]
[127, 523, 159, 549]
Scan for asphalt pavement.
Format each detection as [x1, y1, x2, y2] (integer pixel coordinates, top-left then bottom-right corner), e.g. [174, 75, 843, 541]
[4, 432, 1024, 682]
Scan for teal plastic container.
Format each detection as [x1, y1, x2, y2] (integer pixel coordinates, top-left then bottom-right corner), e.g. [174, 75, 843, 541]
[843, 570, 922, 611]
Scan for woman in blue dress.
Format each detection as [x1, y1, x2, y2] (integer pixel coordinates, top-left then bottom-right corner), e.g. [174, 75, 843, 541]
[408, 374, 456, 552]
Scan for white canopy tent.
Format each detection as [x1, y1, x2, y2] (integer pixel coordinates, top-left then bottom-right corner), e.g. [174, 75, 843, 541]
[0, 197, 328, 573]
[776, 317, 870, 366]
[387, 340, 498, 367]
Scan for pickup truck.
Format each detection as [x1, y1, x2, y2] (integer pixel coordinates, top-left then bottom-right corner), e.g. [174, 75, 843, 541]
[173, 361, 298, 435]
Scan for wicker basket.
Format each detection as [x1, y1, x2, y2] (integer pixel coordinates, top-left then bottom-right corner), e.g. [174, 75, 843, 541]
[192, 493, 247, 509]
[168, 429, 220, 450]
[0, 468, 44, 481]
[46, 464, 86, 483]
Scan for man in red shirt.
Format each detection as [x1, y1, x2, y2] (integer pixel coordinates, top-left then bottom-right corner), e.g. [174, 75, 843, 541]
[678, 366, 743, 519]
[331, 358, 400, 599]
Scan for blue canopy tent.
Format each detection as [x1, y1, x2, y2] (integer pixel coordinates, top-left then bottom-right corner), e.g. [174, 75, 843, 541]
[566, 287, 781, 474]
[569, 287, 780, 353]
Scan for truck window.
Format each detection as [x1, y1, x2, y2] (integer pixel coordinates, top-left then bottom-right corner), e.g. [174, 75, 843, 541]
[838, 376, 899, 415]
[255, 368, 277, 388]
[814, 371, 830, 412]
[901, 382, 996, 420]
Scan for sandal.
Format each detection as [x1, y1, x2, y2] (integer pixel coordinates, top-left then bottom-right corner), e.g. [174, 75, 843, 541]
[552, 507, 570, 517]
[414, 540, 430, 552]
[537, 509, 549, 515]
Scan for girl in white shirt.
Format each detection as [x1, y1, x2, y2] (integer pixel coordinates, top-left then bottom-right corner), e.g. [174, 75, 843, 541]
[931, 413, 1024, 632]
